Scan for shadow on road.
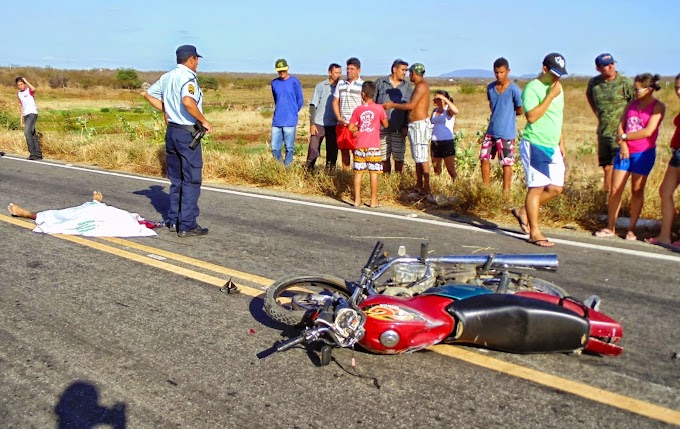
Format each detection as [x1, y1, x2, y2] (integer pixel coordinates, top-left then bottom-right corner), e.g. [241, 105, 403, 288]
[133, 185, 169, 219]
[54, 381, 127, 429]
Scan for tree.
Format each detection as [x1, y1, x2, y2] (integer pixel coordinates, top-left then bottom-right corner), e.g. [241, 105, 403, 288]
[116, 68, 141, 89]
[198, 75, 219, 90]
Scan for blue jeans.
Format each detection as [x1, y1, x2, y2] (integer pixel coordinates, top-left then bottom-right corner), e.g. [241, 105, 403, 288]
[271, 126, 296, 166]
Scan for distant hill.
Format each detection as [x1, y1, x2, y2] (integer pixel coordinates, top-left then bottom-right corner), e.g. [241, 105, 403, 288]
[439, 69, 538, 80]
[439, 69, 493, 78]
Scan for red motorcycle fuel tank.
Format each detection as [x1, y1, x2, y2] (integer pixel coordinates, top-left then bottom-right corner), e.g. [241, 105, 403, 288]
[358, 295, 455, 354]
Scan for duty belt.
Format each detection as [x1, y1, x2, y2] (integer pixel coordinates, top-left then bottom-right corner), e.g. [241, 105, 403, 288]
[168, 122, 197, 132]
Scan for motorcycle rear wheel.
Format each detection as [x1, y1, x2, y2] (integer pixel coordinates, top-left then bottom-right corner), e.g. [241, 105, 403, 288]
[264, 274, 352, 326]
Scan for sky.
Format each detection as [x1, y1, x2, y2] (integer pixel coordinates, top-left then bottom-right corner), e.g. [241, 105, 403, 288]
[3, 0, 679, 78]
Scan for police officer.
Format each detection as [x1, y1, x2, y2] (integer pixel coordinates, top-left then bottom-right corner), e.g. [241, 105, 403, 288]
[143, 45, 212, 237]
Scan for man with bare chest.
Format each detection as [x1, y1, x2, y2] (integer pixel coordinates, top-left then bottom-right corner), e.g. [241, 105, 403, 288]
[384, 63, 431, 194]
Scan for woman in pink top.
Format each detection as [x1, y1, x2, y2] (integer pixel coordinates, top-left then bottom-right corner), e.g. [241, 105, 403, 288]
[647, 73, 680, 249]
[595, 73, 665, 240]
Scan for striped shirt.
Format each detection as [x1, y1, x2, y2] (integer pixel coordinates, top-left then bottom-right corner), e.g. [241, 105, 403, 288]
[333, 77, 364, 121]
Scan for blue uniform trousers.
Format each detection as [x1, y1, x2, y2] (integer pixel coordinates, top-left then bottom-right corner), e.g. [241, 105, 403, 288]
[165, 126, 202, 231]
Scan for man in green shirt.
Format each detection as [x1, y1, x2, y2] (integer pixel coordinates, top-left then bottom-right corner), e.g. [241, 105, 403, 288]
[513, 53, 567, 247]
[586, 53, 633, 196]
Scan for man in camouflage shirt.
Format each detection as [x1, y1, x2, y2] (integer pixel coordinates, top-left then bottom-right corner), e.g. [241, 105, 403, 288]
[586, 53, 633, 196]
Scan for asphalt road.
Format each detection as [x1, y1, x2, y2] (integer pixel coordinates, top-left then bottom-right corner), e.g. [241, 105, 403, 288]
[1, 155, 679, 428]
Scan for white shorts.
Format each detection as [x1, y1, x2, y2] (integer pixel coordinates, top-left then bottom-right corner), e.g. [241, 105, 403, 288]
[408, 119, 432, 164]
[519, 139, 565, 188]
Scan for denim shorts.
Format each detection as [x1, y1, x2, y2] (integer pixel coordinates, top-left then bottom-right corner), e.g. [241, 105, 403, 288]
[613, 148, 656, 176]
[670, 148, 680, 168]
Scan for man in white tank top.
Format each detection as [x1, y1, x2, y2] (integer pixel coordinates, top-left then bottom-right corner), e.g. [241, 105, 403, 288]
[16, 77, 42, 160]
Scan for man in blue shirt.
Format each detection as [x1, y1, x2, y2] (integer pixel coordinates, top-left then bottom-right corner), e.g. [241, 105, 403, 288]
[143, 45, 212, 238]
[481, 57, 523, 193]
[271, 59, 304, 167]
[305, 63, 342, 171]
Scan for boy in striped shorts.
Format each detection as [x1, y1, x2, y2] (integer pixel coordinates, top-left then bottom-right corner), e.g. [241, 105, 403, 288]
[349, 81, 389, 208]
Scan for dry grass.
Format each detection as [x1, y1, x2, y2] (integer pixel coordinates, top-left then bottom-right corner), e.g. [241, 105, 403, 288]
[1, 76, 679, 235]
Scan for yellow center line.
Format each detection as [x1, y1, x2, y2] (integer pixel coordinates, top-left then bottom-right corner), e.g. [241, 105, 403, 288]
[430, 345, 680, 426]
[0, 214, 264, 297]
[100, 236, 272, 286]
[2, 213, 679, 425]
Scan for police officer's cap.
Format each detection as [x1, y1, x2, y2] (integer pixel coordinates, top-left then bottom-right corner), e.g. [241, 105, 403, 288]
[176, 45, 202, 61]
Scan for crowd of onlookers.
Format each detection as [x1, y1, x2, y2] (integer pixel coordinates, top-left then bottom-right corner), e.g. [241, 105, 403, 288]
[269, 53, 680, 249]
[13, 46, 680, 248]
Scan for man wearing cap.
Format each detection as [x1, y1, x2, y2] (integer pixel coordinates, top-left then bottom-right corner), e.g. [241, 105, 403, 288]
[374, 59, 413, 173]
[513, 53, 567, 247]
[586, 53, 633, 196]
[305, 63, 342, 171]
[143, 44, 212, 238]
[271, 58, 304, 167]
[384, 63, 432, 195]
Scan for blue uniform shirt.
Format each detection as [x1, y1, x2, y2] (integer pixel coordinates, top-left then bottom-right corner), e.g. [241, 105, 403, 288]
[147, 64, 203, 125]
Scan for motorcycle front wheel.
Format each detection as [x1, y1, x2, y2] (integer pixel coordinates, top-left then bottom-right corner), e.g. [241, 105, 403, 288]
[264, 274, 352, 326]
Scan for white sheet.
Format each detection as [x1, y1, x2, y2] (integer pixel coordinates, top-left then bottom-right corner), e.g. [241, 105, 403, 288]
[34, 201, 157, 237]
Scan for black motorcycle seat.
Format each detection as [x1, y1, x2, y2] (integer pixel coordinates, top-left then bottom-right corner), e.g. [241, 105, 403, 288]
[446, 294, 589, 353]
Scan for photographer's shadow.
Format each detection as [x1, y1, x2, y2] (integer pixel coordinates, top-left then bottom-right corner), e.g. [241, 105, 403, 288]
[133, 185, 170, 219]
[55, 381, 126, 429]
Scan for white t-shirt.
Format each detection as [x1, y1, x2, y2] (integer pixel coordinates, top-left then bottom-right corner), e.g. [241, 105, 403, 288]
[18, 88, 38, 116]
[34, 201, 157, 237]
[431, 108, 455, 141]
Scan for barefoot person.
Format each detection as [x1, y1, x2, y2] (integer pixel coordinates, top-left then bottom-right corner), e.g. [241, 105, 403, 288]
[482, 58, 523, 193]
[430, 90, 458, 181]
[8, 192, 158, 237]
[647, 73, 680, 249]
[595, 73, 665, 241]
[384, 63, 432, 195]
[348, 81, 389, 208]
[513, 53, 568, 247]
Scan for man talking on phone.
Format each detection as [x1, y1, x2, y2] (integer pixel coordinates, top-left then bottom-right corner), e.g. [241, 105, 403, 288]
[143, 45, 212, 238]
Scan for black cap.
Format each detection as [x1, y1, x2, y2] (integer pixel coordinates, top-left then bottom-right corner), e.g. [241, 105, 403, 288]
[542, 53, 567, 77]
[176, 45, 202, 61]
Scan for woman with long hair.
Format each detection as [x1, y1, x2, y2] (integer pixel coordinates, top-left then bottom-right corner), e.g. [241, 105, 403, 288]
[595, 73, 666, 240]
[646, 73, 680, 249]
[430, 90, 459, 181]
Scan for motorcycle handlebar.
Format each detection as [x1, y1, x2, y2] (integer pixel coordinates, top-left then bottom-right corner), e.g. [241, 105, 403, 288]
[276, 327, 329, 352]
[364, 241, 384, 270]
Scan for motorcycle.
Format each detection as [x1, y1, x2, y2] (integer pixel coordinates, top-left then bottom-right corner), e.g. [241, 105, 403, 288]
[265, 241, 573, 327]
[268, 242, 623, 364]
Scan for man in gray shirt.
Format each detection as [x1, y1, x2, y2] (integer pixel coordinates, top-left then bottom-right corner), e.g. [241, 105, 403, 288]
[306, 63, 342, 170]
[375, 59, 413, 173]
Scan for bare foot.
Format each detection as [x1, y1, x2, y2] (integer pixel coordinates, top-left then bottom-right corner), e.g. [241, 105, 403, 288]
[8, 203, 36, 219]
[625, 231, 637, 241]
[93, 191, 103, 202]
[353, 200, 363, 207]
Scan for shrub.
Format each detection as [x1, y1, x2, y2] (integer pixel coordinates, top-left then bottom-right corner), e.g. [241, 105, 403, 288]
[458, 84, 480, 95]
[115, 68, 141, 89]
[48, 75, 69, 89]
[198, 75, 219, 90]
[0, 110, 20, 130]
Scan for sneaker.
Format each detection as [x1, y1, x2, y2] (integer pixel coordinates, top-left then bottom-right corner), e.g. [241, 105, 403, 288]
[177, 225, 209, 238]
[27, 155, 38, 160]
[165, 220, 178, 232]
